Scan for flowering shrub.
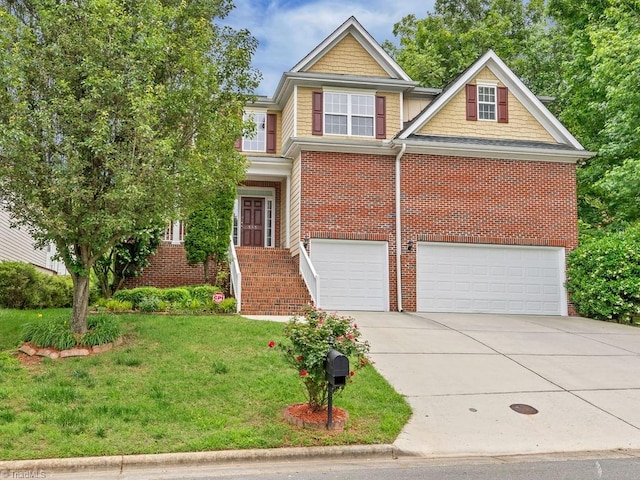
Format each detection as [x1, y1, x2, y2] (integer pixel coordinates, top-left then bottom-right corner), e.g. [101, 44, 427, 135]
[566, 226, 640, 322]
[269, 306, 369, 411]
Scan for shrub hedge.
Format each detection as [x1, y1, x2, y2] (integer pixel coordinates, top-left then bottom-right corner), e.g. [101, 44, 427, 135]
[107, 285, 235, 314]
[0, 261, 72, 309]
[566, 225, 640, 322]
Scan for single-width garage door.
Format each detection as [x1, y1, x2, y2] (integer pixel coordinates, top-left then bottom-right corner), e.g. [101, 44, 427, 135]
[310, 239, 388, 311]
[417, 243, 566, 315]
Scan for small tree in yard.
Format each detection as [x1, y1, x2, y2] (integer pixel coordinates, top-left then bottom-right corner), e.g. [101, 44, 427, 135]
[93, 226, 164, 298]
[0, 0, 259, 333]
[184, 183, 235, 285]
[269, 307, 370, 412]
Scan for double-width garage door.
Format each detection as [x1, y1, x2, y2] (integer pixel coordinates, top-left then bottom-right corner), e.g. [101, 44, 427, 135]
[310, 239, 388, 311]
[417, 243, 566, 315]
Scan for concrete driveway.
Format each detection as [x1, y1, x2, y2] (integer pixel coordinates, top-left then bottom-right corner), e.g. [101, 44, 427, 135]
[348, 311, 640, 458]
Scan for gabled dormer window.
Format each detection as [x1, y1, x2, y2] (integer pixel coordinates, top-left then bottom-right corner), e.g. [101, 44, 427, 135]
[466, 83, 509, 123]
[477, 85, 496, 121]
[312, 91, 386, 139]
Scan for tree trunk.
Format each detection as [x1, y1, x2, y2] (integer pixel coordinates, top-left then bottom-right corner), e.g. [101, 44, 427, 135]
[203, 257, 210, 284]
[71, 274, 90, 334]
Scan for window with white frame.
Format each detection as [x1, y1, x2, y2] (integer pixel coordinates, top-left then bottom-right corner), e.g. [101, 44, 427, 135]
[164, 220, 185, 244]
[242, 111, 266, 152]
[324, 92, 374, 137]
[477, 85, 496, 121]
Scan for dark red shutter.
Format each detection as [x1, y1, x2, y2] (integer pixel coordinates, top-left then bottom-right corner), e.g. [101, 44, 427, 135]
[497, 86, 508, 123]
[375, 95, 386, 139]
[312, 91, 323, 135]
[266, 113, 277, 153]
[466, 84, 477, 121]
[234, 137, 242, 151]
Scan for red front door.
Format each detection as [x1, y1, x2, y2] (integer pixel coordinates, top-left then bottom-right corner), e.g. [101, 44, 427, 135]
[241, 197, 264, 247]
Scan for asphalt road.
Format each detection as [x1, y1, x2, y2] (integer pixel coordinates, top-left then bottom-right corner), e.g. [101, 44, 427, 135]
[24, 453, 640, 480]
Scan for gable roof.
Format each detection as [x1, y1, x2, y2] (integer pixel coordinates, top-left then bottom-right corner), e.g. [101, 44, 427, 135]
[290, 16, 412, 81]
[398, 50, 585, 150]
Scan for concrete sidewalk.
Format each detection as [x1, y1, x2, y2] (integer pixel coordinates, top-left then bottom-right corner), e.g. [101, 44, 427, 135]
[350, 311, 640, 458]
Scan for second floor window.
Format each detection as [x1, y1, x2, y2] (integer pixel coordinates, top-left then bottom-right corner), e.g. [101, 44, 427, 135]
[324, 92, 374, 137]
[477, 85, 496, 121]
[242, 111, 266, 152]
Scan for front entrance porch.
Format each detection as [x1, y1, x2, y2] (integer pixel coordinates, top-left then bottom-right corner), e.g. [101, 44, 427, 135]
[233, 183, 282, 249]
[234, 247, 313, 315]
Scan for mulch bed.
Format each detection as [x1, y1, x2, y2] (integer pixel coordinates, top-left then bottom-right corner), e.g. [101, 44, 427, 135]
[283, 402, 348, 431]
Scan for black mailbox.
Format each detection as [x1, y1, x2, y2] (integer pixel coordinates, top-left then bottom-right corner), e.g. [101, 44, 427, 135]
[325, 349, 349, 387]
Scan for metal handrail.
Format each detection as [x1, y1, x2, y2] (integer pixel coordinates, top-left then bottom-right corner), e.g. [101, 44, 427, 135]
[299, 242, 319, 306]
[229, 240, 241, 313]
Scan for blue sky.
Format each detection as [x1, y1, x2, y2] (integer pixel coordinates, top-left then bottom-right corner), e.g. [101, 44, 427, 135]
[224, 0, 436, 95]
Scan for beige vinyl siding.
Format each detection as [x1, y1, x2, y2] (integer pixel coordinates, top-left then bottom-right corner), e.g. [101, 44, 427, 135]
[378, 91, 402, 138]
[289, 153, 301, 256]
[418, 67, 555, 143]
[282, 93, 295, 141]
[297, 87, 315, 138]
[307, 34, 390, 78]
[297, 88, 399, 140]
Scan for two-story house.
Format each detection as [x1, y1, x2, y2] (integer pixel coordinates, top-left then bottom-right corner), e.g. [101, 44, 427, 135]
[129, 17, 593, 316]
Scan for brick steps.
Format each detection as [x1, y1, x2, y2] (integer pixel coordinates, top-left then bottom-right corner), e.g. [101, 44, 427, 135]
[236, 247, 313, 316]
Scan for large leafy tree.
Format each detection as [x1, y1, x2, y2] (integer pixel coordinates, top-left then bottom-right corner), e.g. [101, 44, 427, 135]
[385, 0, 558, 95]
[183, 183, 235, 285]
[0, 0, 259, 333]
[549, 0, 640, 230]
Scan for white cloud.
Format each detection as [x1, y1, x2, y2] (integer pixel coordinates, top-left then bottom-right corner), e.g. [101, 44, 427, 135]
[224, 0, 435, 95]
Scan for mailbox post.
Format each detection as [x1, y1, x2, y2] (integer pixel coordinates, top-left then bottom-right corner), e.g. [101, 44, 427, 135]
[325, 349, 349, 428]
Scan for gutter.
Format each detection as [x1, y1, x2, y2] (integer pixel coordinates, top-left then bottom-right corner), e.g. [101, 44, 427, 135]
[394, 143, 406, 312]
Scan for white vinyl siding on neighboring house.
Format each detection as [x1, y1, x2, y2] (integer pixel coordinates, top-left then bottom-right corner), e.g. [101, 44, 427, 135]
[0, 206, 66, 274]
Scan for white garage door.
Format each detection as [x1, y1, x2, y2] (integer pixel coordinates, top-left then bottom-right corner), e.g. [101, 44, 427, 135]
[417, 243, 566, 315]
[310, 239, 388, 311]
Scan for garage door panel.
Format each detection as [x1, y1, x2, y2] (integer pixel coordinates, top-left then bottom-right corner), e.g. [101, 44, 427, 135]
[311, 240, 388, 311]
[418, 243, 565, 315]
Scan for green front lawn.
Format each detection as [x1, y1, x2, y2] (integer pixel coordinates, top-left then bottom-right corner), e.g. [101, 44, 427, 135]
[0, 309, 411, 461]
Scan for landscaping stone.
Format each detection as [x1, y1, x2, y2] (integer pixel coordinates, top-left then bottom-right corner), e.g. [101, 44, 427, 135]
[19, 344, 37, 356]
[60, 348, 91, 358]
[36, 348, 56, 358]
[18, 338, 122, 361]
[92, 343, 113, 354]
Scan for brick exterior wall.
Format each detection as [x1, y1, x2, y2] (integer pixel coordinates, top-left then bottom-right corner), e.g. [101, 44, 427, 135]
[299, 150, 399, 310]
[299, 150, 578, 312]
[127, 179, 284, 289]
[125, 243, 206, 289]
[399, 153, 578, 311]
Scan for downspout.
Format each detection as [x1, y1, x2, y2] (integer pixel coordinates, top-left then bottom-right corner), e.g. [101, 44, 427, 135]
[395, 142, 406, 312]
